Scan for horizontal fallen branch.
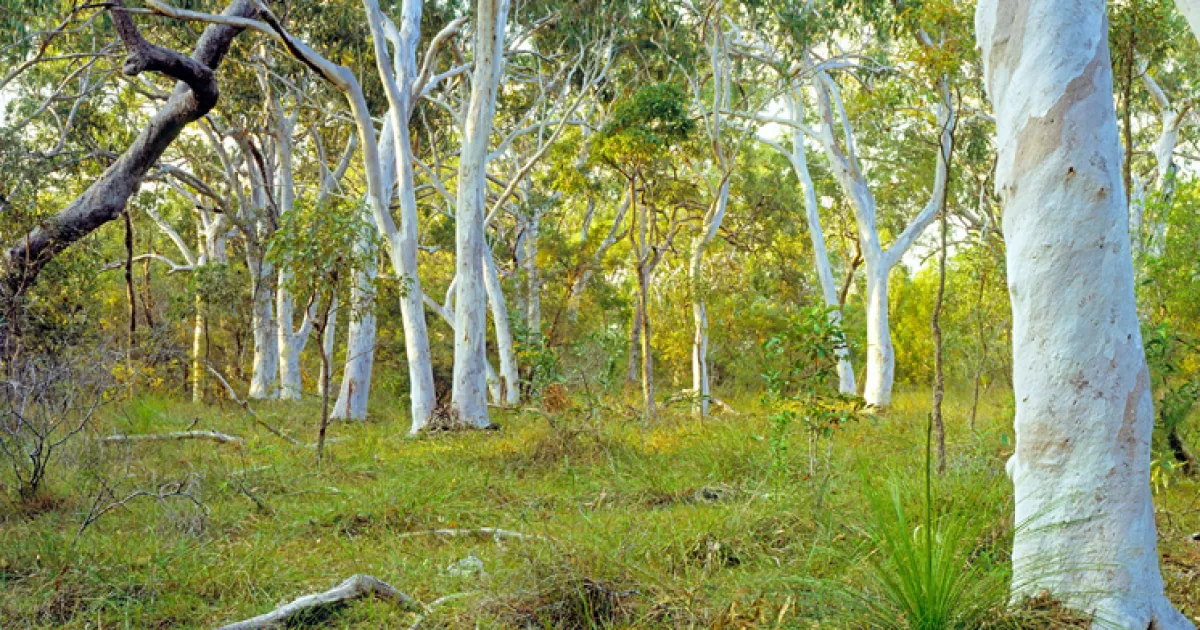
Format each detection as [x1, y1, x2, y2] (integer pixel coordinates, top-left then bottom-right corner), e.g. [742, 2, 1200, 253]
[205, 364, 302, 446]
[101, 430, 244, 445]
[396, 527, 547, 543]
[216, 574, 419, 630]
[408, 591, 479, 630]
[666, 390, 740, 415]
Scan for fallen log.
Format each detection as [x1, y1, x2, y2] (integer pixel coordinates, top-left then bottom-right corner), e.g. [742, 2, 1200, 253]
[396, 527, 546, 543]
[101, 430, 244, 445]
[216, 574, 419, 630]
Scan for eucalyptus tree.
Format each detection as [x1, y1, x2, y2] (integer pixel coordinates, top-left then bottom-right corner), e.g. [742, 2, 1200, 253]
[0, 0, 257, 355]
[591, 83, 696, 416]
[977, 0, 1192, 626]
[732, 4, 957, 407]
[449, 0, 511, 427]
[332, 3, 469, 421]
[673, 0, 766, 416]
[727, 20, 857, 395]
[137, 0, 454, 429]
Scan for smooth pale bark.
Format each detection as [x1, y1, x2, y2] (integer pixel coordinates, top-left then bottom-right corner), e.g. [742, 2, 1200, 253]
[452, 0, 510, 428]
[782, 88, 856, 395]
[632, 178, 655, 417]
[806, 70, 953, 406]
[978, 2, 1192, 627]
[1176, 1, 1200, 48]
[190, 218, 227, 403]
[689, 178, 728, 417]
[1131, 66, 1184, 265]
[365, 0, 438, 430]
[153, 0, 440, 424]
[688, 20, 733, 418]
[192, 299, 205, 402]
[241, 140, 278, 399]
[247, 254, 277, 399]
[332, 118, 393, 420]
[422, 288, 504, 398]
[483, 247, 519, 405]
[272, 126, 316, 401]
[523, 208, 541, 335]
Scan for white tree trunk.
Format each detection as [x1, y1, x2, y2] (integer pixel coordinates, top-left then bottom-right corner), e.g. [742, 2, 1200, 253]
[483, 247, 519, 405]
[524, 211, 541, 335]
[861, 263, 893, 407]
[239, 134, 278, 400]
[192, 296, 205, 403]
[978, 2, 1192, 627]
[276, 290, 302, 400]
[785, 88, 856, 395]
[247, 255, 278, 399]
[331, 258, 377, 419]
[331, 116, 393, 420]
[360, 0, 440, 430]
[689, 178, 729, 417]
[452, 0, 509, 428]
[802, 64, 952, 407]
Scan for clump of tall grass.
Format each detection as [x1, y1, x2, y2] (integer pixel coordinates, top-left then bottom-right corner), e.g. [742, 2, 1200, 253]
[854, 417, 1008, 629]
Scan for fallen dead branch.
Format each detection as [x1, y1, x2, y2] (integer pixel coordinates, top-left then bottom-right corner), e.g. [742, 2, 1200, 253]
[216, 574, 420, 630]
[666, 390, 740, 415]
[101, 430, 244, 445]
[408, 592, 479, 630]
[205, 364, 302, 446]
[396, 527, 547, 543]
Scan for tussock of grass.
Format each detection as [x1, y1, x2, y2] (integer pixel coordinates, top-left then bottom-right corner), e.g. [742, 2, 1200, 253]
[0, 387, 1196, 628]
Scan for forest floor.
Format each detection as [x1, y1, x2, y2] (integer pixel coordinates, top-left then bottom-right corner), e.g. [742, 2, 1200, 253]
[1, 387, 1197, 628]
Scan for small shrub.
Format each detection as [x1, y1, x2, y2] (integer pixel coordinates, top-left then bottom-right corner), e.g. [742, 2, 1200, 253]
[761, 306, 863, 476]
[0, 356, 109, 500]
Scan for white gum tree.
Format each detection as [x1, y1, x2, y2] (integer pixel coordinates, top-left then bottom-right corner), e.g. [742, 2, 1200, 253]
[730, 32, 954, 407]
[451, 0, 512, 428]
[749, 80, 857, 396]
[805, 65, 954, 408]
[977, 1, 1192, 627]
[140, 0, 456, 430]
[678, 0, 738, 418]
[1129, 60, 1189, 267]
[332, 8, 468, 422]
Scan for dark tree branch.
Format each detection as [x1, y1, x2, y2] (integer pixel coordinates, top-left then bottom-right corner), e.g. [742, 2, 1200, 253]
[1, 0, 257, 335]
[108, 0, 218, 110]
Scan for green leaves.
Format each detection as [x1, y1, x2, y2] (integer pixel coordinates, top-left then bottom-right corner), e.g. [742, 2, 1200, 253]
[591, 83, 694, 174]
[265, 199, 378, 310]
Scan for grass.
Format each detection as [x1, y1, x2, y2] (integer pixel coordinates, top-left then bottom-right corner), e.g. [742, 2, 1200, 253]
[0, 386, 1197, 628]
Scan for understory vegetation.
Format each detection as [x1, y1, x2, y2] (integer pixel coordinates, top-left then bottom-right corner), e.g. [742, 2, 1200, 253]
[1, 387, 1197, 628]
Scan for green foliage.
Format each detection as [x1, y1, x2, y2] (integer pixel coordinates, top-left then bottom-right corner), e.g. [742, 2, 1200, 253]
[513, 319, 563, 399]
[590, 83, 695, 175]
[856, 418, 1007, 630]
[266, 200, 379, 311]
[761, 306, 863, 475]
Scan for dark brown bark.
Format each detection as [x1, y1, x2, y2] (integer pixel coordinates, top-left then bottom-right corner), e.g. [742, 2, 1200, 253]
[838, 238, 863, 307]
[141, 250, 155, 328]
[931, 209, 947, 475]
[1, 0, 256, 313]
[123, 210, 136, 336]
